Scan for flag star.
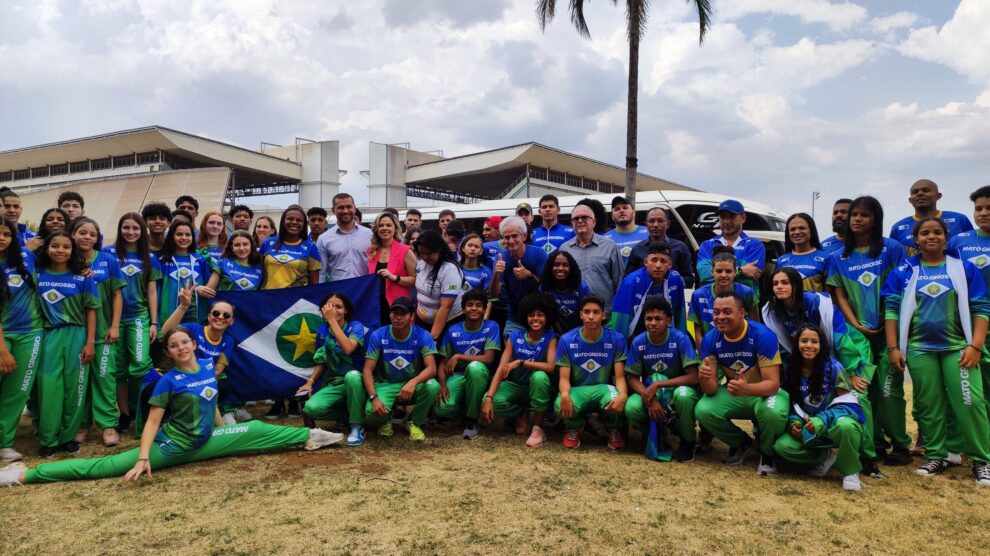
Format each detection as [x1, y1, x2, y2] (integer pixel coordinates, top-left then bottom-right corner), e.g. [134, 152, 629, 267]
[280, 318, 317, 362]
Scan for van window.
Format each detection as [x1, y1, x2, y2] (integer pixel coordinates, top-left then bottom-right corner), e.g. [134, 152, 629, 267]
[675, 204, 773, 245]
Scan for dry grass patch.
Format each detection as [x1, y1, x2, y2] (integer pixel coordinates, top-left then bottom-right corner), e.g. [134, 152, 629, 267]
[3, 388, 990, 555]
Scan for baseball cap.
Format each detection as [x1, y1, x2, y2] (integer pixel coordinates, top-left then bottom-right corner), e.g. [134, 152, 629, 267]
[717, 200, 745, 215]
[390, 297, 414, 314]
[611, 195, 633, 208]
[484, 215, 503, 228]
[516, 202, 532, 215]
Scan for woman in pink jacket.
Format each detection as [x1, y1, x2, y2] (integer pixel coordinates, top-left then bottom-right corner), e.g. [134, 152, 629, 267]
[368, 212, 417, 326]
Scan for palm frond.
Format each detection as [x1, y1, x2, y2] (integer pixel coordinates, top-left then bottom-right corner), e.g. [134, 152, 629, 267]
[536, 0, 557, 31]
[569, 0, 591, 38]
[692, 0, 713, 44]
[624, 0, 650, 41]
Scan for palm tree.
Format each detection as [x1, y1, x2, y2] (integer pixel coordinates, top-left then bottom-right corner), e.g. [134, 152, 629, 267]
[537, 0, 712, 204]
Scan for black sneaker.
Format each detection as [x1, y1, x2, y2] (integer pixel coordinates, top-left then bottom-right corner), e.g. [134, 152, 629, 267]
[915, 459, 949, 476]
[115, 413, 133, 434]
[884, 446, 913, 466]
[973, 462, 990, 486]
[757, 452, 778, 476]
[60, 441, 81, 455]
[38, 446, 57, 459]
[723, 436, 753, 465]
[264, 402, 285, 420]
[287, 401, 302, 418]
[674, 440, 696, 463]
[862, 458, 886, 478]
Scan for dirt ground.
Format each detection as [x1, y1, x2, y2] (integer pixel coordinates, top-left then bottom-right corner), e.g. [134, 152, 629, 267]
[3, 389, 990, 555]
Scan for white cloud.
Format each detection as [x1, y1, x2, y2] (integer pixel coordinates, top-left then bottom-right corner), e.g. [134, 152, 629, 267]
[869, 11, 921, 33]
[899, 0, 990, 84]
[719, 0, 868, 32]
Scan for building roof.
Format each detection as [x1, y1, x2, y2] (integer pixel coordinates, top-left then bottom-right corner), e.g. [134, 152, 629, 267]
[0, 126, 301, 186]
[404, 142, 695, 196]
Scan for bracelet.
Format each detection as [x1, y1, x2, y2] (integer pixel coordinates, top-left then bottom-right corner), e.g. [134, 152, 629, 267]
[969, 344, 982, 352]
[482, 392, 492, 401]
[886, 347, 899, 353]
[137, 458, 149, 462]
[151, 323, 158, 326]
[393, 274, 400, 284]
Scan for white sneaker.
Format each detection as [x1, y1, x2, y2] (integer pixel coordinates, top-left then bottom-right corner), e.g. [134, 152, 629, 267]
[946, 452, 963, 467]
[0, 462, 26, 487]
[234, 408, 253, 421]
[222, 412, 236, 426]
[842, 473, 862, 491]
[305, 428, 344, 450]
[808, 450, 837, 478]
[0, 447, 23, 462]
[757, 453, 778, 476]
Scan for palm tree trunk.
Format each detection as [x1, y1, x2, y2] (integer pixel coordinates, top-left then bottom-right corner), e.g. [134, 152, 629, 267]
[625, 4, 640, 205]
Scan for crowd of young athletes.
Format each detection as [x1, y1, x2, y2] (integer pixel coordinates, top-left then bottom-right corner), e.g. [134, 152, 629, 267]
[2, 180, 990, 493]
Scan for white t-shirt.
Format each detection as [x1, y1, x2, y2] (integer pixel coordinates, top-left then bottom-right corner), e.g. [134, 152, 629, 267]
[415, 260, 465, 324]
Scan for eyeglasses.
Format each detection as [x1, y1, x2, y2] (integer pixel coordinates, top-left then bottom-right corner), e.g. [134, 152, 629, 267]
[211, 310, 232, 319]
[167, 338, 194, 350]
[571, 215, 593, 222]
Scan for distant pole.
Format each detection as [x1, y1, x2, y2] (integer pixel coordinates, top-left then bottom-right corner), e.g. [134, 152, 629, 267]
[812, 191, 821, 221]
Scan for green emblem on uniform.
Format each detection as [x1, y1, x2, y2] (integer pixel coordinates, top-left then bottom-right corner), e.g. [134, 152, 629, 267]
[275, 254, 293, 263]
[236, 278, 252, 289]
[47, 291, 58, 301]
[7, 275, 22, 287]
[390, 356, 410, 370]
[926, 283, 940, 295]
[275, 313, 322, 367]
[651, 361, 668, 373]
[582, 360, 601, 373]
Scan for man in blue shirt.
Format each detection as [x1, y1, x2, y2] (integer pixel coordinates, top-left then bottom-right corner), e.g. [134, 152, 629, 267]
[890, 179, 973, 253]
[531, 195, 575, 254]
[696, 199, 766, 301]
[609, 241, 687, 337]
[362, 297, 441, 442]
[554, 294, 628, 451]
[695, 292, 789, 475]
[605, 196, 650, 266]
[491, 216, 548, 336]
[624, 206, 695, 287]
[821, 198, 852, 255]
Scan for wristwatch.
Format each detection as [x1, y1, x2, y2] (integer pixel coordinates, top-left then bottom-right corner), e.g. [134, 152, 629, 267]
[368, 394, 378, 402]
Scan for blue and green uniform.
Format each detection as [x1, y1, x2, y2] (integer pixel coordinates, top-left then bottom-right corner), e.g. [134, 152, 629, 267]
[890, 211, 972, 254]
[303, 320, 368, 426]
[774, 358, 865, 476]
[155, 253, 210, 325]
[36, 269, 99, 448]
[434, 320, 501, 420]
[609, 268, 686, 337]
[24, 358, 311, 483]
[605, 225, 650, 265]
[212, 257, 264, 291]
[364, 325, 440, 427]
[554, 327, 628, 430]
[688, 282, 757, 339]
[260, 237, 322, 289]
[83, 250, 127, 430]
[948, 229, 990, 425]
[775, 249, 829, 292]
[623, 327, 701, 442]
[490, 329, 556, 417]
[695, 320, 789, 456]
[104, 246, 162, 383]
[541, 279, 591, 333]
[532, 223, 574, 255]
[696, 232, 766, 301]
[0, 251, 44, 450]
[197, 244, 223, 266]
[826, 238, 909, 453]
[461, 264, 493, 292]
[883, 256, 990, 463]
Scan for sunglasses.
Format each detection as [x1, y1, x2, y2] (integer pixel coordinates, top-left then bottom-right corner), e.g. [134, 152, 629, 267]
[210, 310, 232, 319]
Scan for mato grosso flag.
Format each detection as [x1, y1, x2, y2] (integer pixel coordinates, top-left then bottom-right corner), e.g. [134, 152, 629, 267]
[215, 275, 381, 402]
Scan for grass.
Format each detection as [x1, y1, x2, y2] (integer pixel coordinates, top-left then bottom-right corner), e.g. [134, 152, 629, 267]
[3, 388, 990, 555]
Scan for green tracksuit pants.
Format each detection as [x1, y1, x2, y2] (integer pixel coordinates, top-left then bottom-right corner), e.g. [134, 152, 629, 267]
[25, 421, 310, 483]
[116, 317, 152, 380]
[0, 331, 43, 448]
[38, 326, 89, 448]
[868, 336, 911, 452]
[695, 387, 789, 455]
[774, 415, 863, 475]
[303, 370, 366, 426]
[433, 362, 491, 420]
[83, 342, 119, 430]
[624, 375, 700, 442]
[365, 379, 440, 427]
[910, 349, 990, 463]
[553, 384, 623, 430]
[491, 371, 552, 416]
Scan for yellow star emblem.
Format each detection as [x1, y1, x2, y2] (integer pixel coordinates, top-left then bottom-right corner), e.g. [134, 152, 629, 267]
[280, 318, 316, 362]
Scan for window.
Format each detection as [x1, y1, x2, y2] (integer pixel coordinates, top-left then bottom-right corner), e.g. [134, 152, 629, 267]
[112, 154, 135, 168]
[69, 161, 89, 173]
[91, 158, 111, 171]
[0, 172, 11, 183]
[50, 164, 68, 176]
[12, 169, 29, 180]
[136, 151, 160, 164]
[30, 167, 49, 178]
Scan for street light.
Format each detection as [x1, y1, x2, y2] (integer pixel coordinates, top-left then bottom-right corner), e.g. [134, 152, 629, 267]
[812, 191, 821, 221]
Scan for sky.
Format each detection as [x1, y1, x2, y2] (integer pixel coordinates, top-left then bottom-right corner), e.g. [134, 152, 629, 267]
[0, 0, 987, 231]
